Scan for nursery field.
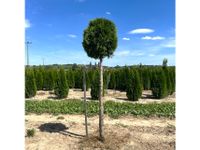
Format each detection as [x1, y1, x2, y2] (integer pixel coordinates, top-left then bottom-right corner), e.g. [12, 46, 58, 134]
[25, 114, 175, 150]
[25, 90, 175, 150]
[25, 65, 176, 149]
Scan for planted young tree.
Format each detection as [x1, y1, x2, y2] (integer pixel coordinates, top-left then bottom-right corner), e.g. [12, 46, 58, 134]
[25, 69, 37, 98]
[82, 18, 117, 141]
[126, 69, 142, 101]
[54, 68, 69, 99]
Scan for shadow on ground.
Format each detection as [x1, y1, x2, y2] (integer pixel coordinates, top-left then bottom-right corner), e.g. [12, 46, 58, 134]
[39, 123, 85, 138]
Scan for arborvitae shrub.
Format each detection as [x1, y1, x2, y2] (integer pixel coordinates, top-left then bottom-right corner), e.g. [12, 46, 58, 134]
[108, 71, 116, 90]
[87, 69, 94, 89]
[142, 68, 151, 90]
[102, 71, 110, 96]
[91, 70, 100, 100]
[74, 69, 83, 89]
[137, 68, 144, 90]
[34, 69, 43, 90]
[25, 69, 37, 98]
[169, 67, 175, 93]
[163, 68, 173, 95]
[115, 70, 120, 90]
[120, 67, 129, 91]
[126, 69, 142, 101]
[54, 68, 69, 99]
[151, 69, 168, 99]
[43, 69, 55, 91]
[66, 70, 75, 88]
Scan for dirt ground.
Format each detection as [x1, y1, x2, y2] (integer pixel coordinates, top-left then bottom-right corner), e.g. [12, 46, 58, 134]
[25, 114, 175, 150]
[28, 89, 175, 104]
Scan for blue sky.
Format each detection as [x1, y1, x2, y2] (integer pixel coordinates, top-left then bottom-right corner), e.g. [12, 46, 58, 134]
[25, 0, 175, 66]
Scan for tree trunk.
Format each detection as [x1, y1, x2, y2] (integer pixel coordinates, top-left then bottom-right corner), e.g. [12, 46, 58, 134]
[83, 67, 88, 137]
[99, 58, 104, 141]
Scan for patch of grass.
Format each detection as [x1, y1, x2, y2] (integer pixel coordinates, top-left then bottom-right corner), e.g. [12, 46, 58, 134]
[26, 128, 35, 137]
[57, 116, 65, 120]
[25, 99, 175, 118]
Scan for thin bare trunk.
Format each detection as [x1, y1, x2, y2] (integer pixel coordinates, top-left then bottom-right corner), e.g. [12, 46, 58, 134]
[83, 68, 88, 137]
[99, 58, 104, 141]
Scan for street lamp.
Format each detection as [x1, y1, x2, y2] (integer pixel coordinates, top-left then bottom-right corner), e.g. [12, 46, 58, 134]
[25, 41, 32, 66]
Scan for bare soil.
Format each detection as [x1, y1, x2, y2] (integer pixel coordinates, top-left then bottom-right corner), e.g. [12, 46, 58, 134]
[27, 89, 175, 104]
[25, 114, 175, 150]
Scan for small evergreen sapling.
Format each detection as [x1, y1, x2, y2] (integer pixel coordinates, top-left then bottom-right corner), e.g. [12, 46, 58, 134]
[126, 69, 142, 101]
[54, 68, 69, 99]
[25, 69, 37, 98]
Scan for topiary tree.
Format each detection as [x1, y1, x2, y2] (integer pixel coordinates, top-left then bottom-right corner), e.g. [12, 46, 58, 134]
[82, 18, 117, 141]
[126, 69, 142, 101]
[54, 68, 69, 99]
[25, 69, 37, 98]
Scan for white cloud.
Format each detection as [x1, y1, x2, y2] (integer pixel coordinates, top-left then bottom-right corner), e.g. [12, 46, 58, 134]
[137, 53, 145, 56]
[25, 19, 31, 29]
[106, 12, 111, 15]
[115, 50, 130, 56]
[149, 54, 155, 57]
[128, 28, 154, 34]
[115, 50, 145, 57]
[141, 36, 165, 40]
[163, 44, 175, 48]
[161, 37, 175, 48]
[68, 34, 77, 38]
[122, 37, 130, 41]
[130, 50, 145, 56]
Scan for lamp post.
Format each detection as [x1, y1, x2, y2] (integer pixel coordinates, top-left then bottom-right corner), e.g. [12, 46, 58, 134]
[25, 41, 32, 66]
